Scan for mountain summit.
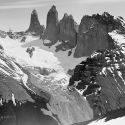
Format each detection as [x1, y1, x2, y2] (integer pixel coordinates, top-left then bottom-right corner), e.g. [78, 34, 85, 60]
[26, 9, 45, 36]
[44, 5, 59, 45]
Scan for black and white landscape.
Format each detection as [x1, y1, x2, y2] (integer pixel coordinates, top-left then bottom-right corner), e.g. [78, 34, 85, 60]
[0, 0, 125, 125]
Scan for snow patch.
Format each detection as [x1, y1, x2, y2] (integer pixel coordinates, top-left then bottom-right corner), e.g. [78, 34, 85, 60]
[88, 116, 125, 125]
[109, 31, 125, 49]
[12, 93, 16, 106]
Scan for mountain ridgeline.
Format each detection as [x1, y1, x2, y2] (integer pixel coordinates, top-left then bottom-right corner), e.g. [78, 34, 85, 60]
[27, 5, 125, 57]
[1, 4, 125, 125]
[69, 48, 125, 118]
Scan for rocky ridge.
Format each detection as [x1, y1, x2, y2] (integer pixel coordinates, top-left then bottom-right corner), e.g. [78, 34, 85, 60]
[74, 12, 123, 57]
[69, 46, 125, 118]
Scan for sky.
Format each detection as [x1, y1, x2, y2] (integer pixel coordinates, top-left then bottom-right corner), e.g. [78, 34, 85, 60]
[0, 0, 125, 31]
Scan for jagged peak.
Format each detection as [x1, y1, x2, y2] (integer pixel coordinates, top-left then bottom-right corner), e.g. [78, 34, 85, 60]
[61, 13, 74, 21]
[81, 12, 114, 22]
[92, 12, 113, 18]
[69, 14, 73, 19]
[102, 12, 113, 17]
[52, 5, 56, 9]
[49, 5, 57, 12]
[47, 5, 58, 20]
[63, 13, 68, 18]
[31, 9, 38, 15]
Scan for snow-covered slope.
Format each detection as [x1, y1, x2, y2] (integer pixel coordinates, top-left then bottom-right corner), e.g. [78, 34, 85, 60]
[21, 38, 85, 73]
[0, 35, 93, 125]
[0, 35, 85, 75]
[0, 36, 69, 84]
[109, 30, 125, 53]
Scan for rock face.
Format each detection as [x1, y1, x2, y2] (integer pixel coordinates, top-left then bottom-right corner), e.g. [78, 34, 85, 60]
[44, 5, 58, 45]
[44, 6, 78, 50]
[69, 48, 125, 118]
[26, 9, 45, 36]
[57, 13, 77, 51]
[74, 12, 123, 57]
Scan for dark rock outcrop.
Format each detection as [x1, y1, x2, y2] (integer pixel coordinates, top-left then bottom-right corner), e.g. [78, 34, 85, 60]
[56, 13, 77, 51]
[26, 9, 45, 36]
[0, 100, 58, 125]
[74, 12, 123, 57]
[26, 46, 35, 58]
[69, 48, 125, 118]
[0, 30, 7, 38]
[44, 5, 58, 45]
[0, 44, 4, 50]
[44, 6, 78, 50]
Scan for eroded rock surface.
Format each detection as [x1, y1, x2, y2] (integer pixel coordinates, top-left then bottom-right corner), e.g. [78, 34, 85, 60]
[74, 12, 123, 57]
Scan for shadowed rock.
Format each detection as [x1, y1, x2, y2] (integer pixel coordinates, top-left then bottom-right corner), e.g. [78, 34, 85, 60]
[74, 12, 123, 57]
[26, 9, 45, 36]
[69, 48, 125, 118]
[57, 13, 77, 51]
[44, 5, 58, 45]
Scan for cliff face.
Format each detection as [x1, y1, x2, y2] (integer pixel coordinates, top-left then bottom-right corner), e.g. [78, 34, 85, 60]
[44, 6, 78, 51]
[56, 13, 77, 51]
[44, 5, 58, 45]
[69, 48, 125, 118]
[44, 7, 123, 56]
[26, 9, 45, 36]
[74, 12, 123, 58]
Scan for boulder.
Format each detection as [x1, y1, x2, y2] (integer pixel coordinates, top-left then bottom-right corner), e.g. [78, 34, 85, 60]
[0, 51, 93, 125]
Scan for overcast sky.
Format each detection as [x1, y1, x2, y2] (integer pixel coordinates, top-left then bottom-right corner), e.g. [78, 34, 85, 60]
[0, 0, 125, 31]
